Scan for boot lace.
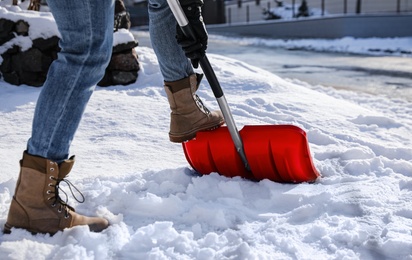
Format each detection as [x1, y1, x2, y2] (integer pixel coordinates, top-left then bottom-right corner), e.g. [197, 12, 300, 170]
[48, 176, 85, 218]
[193, 94, 211, 115]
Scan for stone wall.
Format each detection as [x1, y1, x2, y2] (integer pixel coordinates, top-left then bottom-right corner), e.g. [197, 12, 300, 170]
[0, 18, 60, 86]
[99, 0, 140, 87]
[0, 3, 140, 87]
[98, 39, 140, 87]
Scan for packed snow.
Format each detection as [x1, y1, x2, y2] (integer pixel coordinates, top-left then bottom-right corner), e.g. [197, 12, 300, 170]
[1, 2, 412, 260]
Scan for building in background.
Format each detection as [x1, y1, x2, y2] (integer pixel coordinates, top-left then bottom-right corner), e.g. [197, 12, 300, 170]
[126, 0, 226, 26]
[126, 0, 411, 26]
[226, 0, 412, 24]
[125, 0, 412, 38]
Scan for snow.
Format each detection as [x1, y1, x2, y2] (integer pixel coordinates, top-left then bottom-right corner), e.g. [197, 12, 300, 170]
[0, 3, 56, 39]
[210, 34, 412, 57]
[1, 3, 412, 260]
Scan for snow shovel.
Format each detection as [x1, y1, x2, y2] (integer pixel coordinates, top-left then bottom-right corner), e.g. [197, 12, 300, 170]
[167, 0, 320, 183]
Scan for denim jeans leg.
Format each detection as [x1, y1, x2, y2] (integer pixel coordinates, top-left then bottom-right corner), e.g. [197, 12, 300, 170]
[148, 0, 194, 82]
[27, 0, 115, 162]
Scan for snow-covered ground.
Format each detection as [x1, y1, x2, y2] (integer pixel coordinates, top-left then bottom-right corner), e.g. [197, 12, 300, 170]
[208, 34, 412, 57]
[1, 2, 412, 260]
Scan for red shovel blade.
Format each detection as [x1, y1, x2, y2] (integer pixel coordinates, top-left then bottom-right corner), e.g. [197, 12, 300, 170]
[182, 125, 320, 183]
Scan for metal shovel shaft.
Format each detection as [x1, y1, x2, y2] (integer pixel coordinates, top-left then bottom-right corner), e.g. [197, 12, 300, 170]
[200, 57, 250, 171]
[166, 0, 250, 170]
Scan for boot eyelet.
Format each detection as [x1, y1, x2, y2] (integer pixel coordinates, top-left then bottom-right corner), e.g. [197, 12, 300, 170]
[58, 208, 62, 213]
[49, 176, 54, 180]
[51, 203, 56, 207]
[64, 214, 70, 219]
[50, 168, 55, 172]
[46, 190, 52, 194]
[48, 183, 53, 187]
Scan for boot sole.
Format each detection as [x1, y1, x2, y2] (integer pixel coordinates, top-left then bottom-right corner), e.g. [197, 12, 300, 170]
[3, 223, 38, 235]
[4, 222, 43, 235]
[169, 120, 225, 143]
[3, 223, 12, 234]
[3, 222, 107, 235]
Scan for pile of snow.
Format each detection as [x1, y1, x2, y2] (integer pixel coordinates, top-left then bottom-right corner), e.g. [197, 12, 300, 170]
[0, 45, 411, 259]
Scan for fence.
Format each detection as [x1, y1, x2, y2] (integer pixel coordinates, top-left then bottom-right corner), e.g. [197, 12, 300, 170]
[225, 0, 412, 24]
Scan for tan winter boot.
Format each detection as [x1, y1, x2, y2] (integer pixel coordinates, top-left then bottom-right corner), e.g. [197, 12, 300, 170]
[3, 152, 109, 235]
[164, 74, 225, 142]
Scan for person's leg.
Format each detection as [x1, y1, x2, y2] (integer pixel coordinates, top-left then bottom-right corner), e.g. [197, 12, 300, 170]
[4, 0, 114, 235]
[27, 0, 115, 163]
[148, 0, 193, 82]
[148, 0, 224, 142]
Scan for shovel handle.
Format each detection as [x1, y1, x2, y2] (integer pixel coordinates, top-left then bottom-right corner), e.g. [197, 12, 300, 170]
[167, 0, 250, 171]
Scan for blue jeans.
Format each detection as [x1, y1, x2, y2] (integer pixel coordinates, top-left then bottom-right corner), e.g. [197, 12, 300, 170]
[148, 0, 194, 82]
[27, 0, 115, 162]
[27, 0, 193, 162]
